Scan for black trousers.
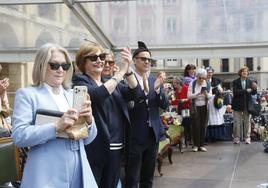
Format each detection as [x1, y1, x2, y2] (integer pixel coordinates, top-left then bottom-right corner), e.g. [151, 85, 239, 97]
[192, 105, 208, 147]
[125, 129, 158, 188]
[90, 149, 122, 188]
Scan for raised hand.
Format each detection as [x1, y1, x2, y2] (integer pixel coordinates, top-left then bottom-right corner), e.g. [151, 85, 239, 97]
[0, 77, 9, 95]
[154, 71, 166, 91]
[120, 47, 133, 73]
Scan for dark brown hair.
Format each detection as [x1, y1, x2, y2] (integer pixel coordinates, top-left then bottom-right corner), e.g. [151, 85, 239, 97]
[184, 64, 196, 77]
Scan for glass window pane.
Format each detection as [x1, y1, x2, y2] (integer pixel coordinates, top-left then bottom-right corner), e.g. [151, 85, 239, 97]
[0, 4, 95, 49]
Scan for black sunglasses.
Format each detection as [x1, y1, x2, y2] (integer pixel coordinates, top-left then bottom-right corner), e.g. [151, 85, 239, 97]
[105, 60, 115, 66]
[84, 53, 106, 61]
[48, 62, 71, 71]
[135, 56, 153, 63]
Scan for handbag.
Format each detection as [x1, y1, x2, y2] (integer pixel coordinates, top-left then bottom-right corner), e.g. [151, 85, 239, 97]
[213, 94, 223, 109]
[248, 100, 261, 116]
[66, 117, 88, 140]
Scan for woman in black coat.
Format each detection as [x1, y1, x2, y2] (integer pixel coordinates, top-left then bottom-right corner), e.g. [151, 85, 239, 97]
[231, 66, 257, 144]
[72, 42, 142, 188]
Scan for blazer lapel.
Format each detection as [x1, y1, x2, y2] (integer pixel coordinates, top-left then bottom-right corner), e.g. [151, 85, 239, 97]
[64, 89, 73, 108]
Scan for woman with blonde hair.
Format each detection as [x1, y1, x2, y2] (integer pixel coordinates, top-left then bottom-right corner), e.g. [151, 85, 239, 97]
[12, 43, 98, 188]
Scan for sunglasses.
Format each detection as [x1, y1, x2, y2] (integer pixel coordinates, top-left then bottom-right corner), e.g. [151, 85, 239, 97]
[105, 60, 115, 66]
[48, 62, 71, 71]
[84, 53, 106, 61]
[135, 56, 153, 63]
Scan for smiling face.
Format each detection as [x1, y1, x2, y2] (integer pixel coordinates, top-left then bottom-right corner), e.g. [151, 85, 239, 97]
[45, 50, 68, 87]
[84, 50, 105, 77]
[240, 69, 249, 79]
[133, 51, 151, 74]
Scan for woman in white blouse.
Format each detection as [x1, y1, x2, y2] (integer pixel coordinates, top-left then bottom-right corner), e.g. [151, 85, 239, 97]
[187, 68, 212, 152]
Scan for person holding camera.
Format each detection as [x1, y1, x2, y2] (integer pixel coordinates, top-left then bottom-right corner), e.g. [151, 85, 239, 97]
[72, 42, 140, 188]
[187, 68, 212, 152]
[12, 43, 98, 188]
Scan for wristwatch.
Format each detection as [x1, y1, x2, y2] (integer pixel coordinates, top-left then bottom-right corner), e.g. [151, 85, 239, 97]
[124, 71, 133, 77]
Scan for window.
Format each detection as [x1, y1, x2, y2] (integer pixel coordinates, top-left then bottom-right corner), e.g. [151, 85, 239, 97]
[166, 17, 176, 33]
[112, 17, 126, 33]
[221, 58, 229, 72]
[246, 57, 253, 71]
[38, 4, 56, 20]
[70, 13, 81, 27]
[140, 18, 152, 33]
[202, 59, 209, 68]
[164, 0, 177, 5]
[165, 58, 179, 67]
[111, 1, 127, 5]
[139, 0, 154, 5]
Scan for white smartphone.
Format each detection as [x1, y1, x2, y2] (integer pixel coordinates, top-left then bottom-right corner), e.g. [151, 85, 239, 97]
[73, 86, 88, 112]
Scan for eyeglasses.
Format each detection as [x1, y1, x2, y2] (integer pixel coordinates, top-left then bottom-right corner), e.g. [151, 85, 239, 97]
[84, 53, 106, 61]
[198, 77, 206, 80]
[48, 62, 71, 71]
[135, 56, 153, 63]
[105, 60, 115, 66]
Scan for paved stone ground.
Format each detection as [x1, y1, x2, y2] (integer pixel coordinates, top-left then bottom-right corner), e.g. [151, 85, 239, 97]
[153, 142, 268, 188]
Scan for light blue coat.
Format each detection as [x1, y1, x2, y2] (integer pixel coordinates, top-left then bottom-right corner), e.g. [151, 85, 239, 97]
[12, 86, 98, 188]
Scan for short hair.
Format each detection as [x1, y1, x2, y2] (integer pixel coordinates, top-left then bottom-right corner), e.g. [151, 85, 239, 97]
[196, 68, 207, 78]
[32, 43, 73, 89]
[172, 76, 183, 86]
[238, 66, 249, 76]
[76, 42, 105, 74]
[184, 64, 196, 76]
[104, 49, 115, 61]
[206, 66, 214, 73]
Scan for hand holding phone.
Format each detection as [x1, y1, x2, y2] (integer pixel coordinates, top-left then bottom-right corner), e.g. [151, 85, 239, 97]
[73, 86, 88, 112]
[201, 87, 207, 93]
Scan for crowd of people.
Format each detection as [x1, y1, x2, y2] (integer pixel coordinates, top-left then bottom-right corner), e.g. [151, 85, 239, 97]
[165, 65, 268, 152]
[0, 40, 267, 188]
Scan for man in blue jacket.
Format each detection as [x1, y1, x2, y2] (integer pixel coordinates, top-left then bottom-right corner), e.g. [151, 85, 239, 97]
[125, 41, 169, 188]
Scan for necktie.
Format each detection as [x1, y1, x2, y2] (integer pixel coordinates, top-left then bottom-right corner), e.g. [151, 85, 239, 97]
[143, 74, 149, 95]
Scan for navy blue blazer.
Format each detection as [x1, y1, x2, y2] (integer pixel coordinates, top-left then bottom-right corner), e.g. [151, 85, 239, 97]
[128, 74, 169, 145]
[72, 73, 142, 163]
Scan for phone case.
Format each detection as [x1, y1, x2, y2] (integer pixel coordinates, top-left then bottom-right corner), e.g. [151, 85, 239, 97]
[73, 86, 88, 111]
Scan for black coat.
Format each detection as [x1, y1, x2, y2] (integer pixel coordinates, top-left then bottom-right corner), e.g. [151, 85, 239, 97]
[128, 74, 169, 144]
[231, 78, 257, 111]
[72, 73, 143, 164]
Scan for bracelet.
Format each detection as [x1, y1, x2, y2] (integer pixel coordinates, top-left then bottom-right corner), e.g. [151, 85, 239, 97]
[124, 71, 133, 77]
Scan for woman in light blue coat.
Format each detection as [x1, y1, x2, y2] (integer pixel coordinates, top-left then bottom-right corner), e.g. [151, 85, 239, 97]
[12, 43, 98, 188]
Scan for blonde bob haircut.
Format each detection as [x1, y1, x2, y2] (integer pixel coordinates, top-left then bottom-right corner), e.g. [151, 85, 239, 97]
[238, 66, 249, 77]
[32, 43, 73, 89]
[75, 42, 105, 74]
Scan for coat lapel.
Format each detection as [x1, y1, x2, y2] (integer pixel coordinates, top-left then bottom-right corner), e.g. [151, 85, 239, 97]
[63, 89, 73, 108]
